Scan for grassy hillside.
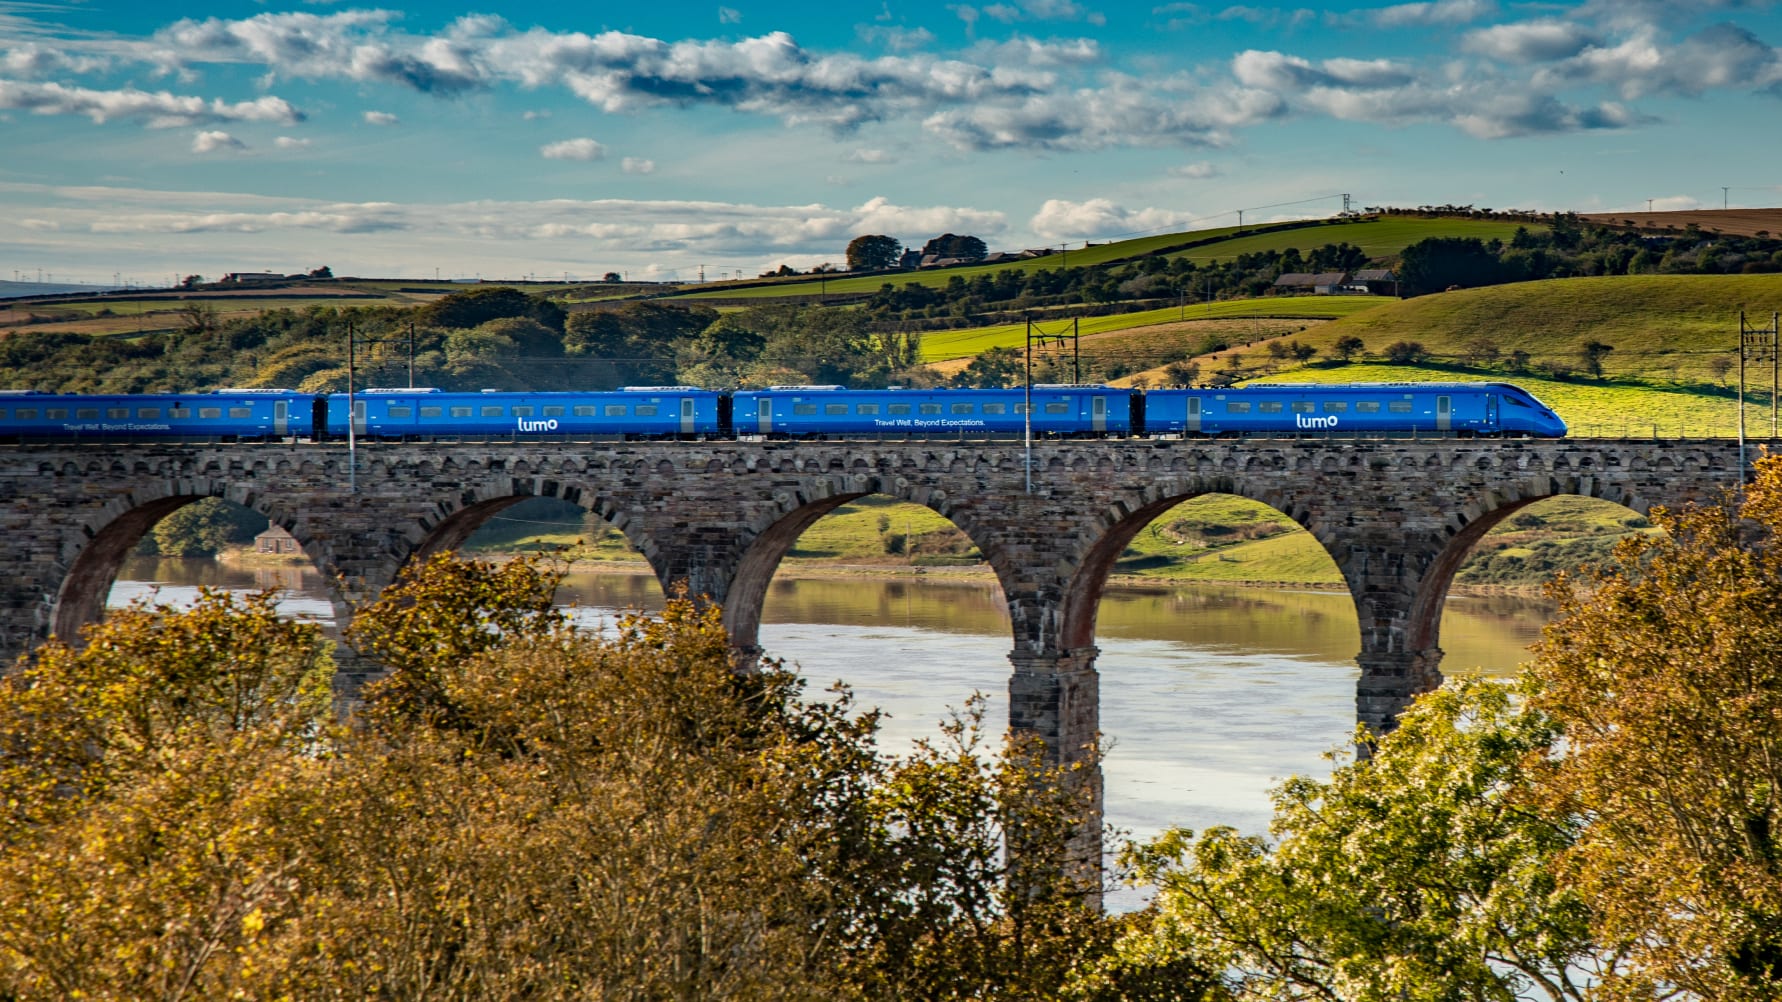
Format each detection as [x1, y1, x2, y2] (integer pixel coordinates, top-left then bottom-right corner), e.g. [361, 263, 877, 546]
[918, 296, 1386, 363]
[671, 215, 1540, 302]
[1308, 274, 1782, 384]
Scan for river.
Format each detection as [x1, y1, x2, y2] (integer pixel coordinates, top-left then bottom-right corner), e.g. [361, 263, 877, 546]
[108, 557, 1554, 905]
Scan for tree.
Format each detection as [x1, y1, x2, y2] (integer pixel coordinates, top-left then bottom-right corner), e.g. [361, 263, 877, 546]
[1094, 677, 1601, 1001]
[1383, 340, 1429, 364]
[602, 272, 622, 282]
[847, 235, 904, 272]
[1578, 339, 1614, 379]
[921, 233, 988, 262]
[950, 346, 1024, 388]
[420, 286, 566, 333]
[307, 265, 333, 279]
[1526, 456, 1782, 996]
[1162, 360, 1200, 386]
[1710, 355, 1735, 384]
[148, 496, 264, 556]
[1331, 335, 1365, 363]
[1395, 236, 1502, 296]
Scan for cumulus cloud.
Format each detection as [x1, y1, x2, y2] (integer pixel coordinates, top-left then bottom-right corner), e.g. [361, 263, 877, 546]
[540, 137, 604, 160]
[274, 135, 311, 149]
[925, 73, 1282, 150]
[1462, 20, 1600, 62]
[857, 25, 936, 51]
[362, 109, 398, 125]
[192, 129, 247, 153]
[0, 79, 301, 126]
[1535, 23, 1782, 99]
[1029, 197, 1196, 239]
[847, 147, 895, 163]
[621, 156, 656, 173]
[1, 43, 109, 78]
[718, 7, 742, 23]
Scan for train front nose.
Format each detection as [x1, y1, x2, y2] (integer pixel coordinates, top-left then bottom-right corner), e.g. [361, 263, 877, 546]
[1544, 410, 1568, 437]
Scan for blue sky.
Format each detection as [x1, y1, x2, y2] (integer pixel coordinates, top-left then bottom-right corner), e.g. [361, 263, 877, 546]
[5, 0, 1782, 286]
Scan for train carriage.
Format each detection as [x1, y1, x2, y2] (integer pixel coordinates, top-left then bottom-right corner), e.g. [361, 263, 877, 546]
[1141, 382, 1565, 438]
[732, 384, 1134, 438]
[0, 388, 314, 441]
[325, 386, 727, 440]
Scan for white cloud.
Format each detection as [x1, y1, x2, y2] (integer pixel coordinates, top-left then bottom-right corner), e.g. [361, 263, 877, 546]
[362, 109, 398, 125]
[857, 25, 937, 51]
[847, 147, 895, 163]
[0, 79, 300, 126]
[621, 156, 655, 173]
[540, 137, 605, 160]
[1462, 20, 1600, 62]
[274, 135, 311, 149]
[1369, 0, 1495, 28]
[192, 130, 247, 153]
[718, 7, 742, 24]
[521, 108, 550, 119]
[1029, 197, 1196, 239]
[1170, 160, 1218, 178]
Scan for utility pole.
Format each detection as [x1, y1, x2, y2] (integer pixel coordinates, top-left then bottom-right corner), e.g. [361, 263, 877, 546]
[1024, 317, 1081, 494]
[346, 318, 357, 494]
[1722, 187, 1730, 210]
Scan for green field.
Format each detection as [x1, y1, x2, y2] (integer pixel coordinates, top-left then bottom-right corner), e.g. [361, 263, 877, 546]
[669, 215, 1542, 302]
[917, 297, 1386, 362]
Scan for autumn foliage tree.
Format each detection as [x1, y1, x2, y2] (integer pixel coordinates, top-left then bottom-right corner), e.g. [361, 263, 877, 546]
[0, 554, 1159, 1000]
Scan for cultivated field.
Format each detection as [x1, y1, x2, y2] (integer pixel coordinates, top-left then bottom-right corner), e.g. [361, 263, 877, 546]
[1579, 207, 1782, 238]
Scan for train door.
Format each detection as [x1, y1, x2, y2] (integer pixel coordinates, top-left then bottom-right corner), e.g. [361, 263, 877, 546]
[273, 400, 288, 436]
[1091, 395, 1107, 433]
[312, 398, 328, 440]
[680, 397, 695, 435]
[1485, 393, 1498, 432]
[353, 399, 368, 437]
[1436, 394, 1451, 432]
[757, 397, 773, 435]
[1187, 396, 1201, 434]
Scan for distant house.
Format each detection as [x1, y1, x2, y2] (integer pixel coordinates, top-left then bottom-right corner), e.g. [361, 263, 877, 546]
[254, 525, 303, 555]
[1351, 268, 1399, 295]
[1272, 271, 1352, 295]
[919, 254, 972, 269]
[221, 272, 283, 284]
[898, 249, 924, 270]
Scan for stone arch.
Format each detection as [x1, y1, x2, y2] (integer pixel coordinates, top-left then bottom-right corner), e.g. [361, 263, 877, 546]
[50, 481, 332, 645]
[720, 475, 1018, 655]
[402, 484, 663, 585]
[1404, 476, 1655, 658]
[1055, 479, 1342, 654]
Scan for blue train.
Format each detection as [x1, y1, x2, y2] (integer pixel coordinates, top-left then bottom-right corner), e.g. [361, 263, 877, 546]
[0, 381, 1566, 441]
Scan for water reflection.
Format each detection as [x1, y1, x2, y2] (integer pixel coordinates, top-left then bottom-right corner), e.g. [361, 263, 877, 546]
[109, 558, 1554, 906]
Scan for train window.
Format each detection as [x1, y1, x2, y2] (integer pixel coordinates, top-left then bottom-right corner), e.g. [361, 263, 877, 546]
[137, 408, 160, 419]
[451, 407, 473, 417]
[170, 407, 190, 419]
[920, 403, 942, 415]
[1015, 403, 1030, 414]
[77, 408, 98, 419]
[46, 409, 67, 419]
[636, 405, 659, 416]
[983, 403, 1005, 415]
[951, 403, 974, 414]
[483, 406, 506, 417]
[542, 406, 565, 417]
[603, 405, 627, 417]
[825, 403, 849, 415]
[229, 407, 252, 419]
[1291, 401, 1315, 413]
[199, 408, 222, 419]
[512, 407, 534, 417]
[1044, 402, 1069, 414]
[856, 403, 879, 415]
[573, 406, 596, 417]
[1356, 401, 1380, 413]
[1259, 401, 1282, 413]
[14, 409, 34, 420]
[1226, 401, 1251, 413]
[888, 404, 911, 415]
[107, 408, 129, 419]
[1388, 401, 1413, 413]
[1323, 401, 1347, 413]
[1507, 397, 1530, 408]
[387, 406, 413, 418]
[420, 407, 443, 418]
[793, 404, 818, 416]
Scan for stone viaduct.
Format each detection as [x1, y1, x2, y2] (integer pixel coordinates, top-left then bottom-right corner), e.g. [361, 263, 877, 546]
[0, 436, 1756, 854]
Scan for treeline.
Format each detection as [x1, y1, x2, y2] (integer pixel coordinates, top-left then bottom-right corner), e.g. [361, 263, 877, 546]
[1398, 215, 1782, 295]
[0, 288, 925, 394]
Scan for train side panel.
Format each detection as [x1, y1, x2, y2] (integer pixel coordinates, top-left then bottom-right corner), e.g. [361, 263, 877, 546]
[327, 389, 725, 438]
[732, 386, 1130, 437]
[0, 391, 313, 440]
